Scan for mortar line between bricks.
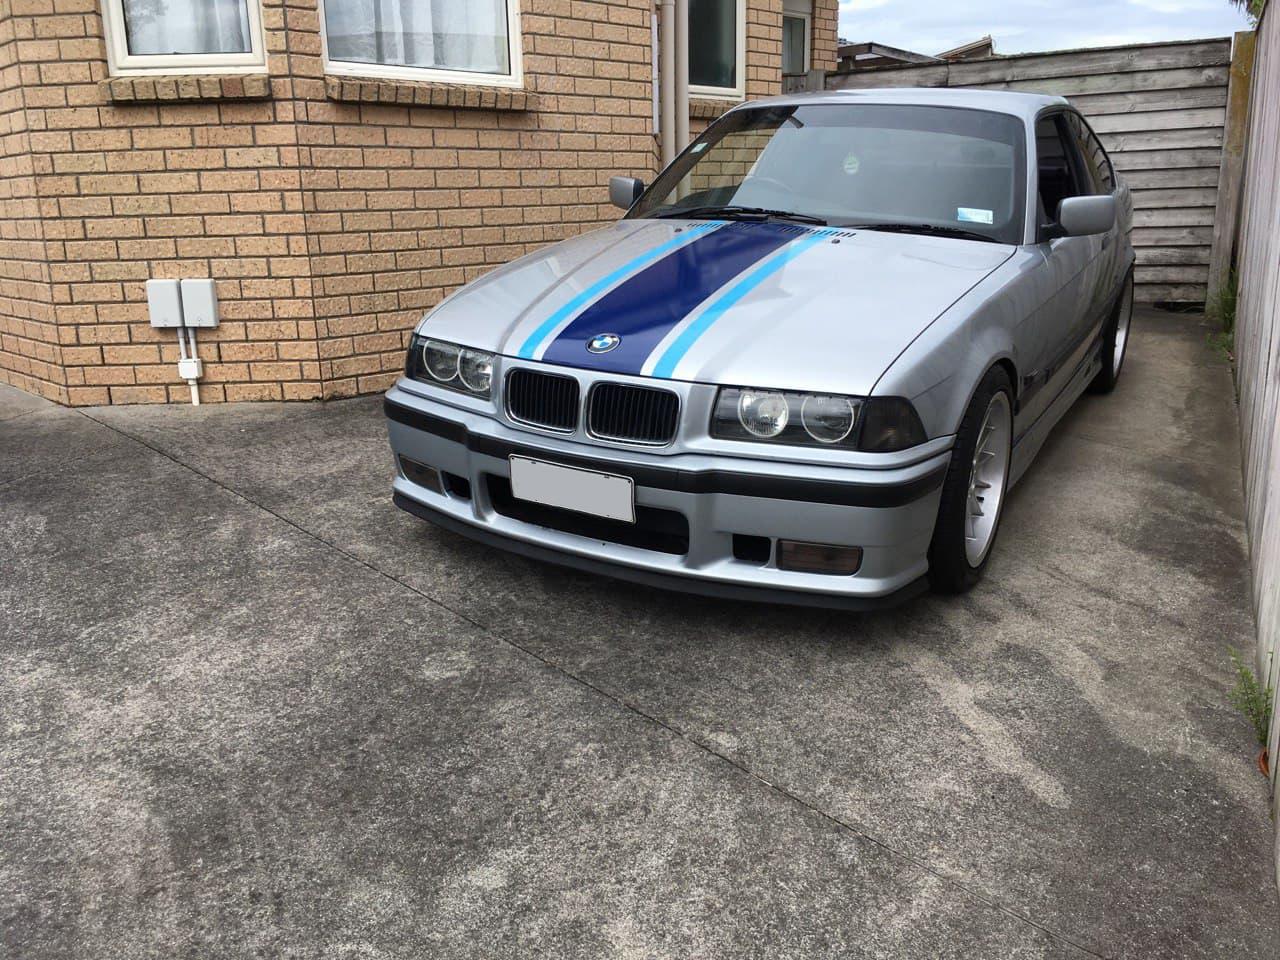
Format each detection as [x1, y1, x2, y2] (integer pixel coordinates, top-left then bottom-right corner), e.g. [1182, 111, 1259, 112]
[80, 408, 1113, 960]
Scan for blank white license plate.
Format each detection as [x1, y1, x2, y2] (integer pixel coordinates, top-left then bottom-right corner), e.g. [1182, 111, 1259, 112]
[508, 455, 635, 523]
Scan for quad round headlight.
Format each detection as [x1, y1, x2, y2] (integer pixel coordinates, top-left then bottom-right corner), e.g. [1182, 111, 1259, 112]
[800, 394, 856, 444]
[423, 340, 461, 382]
[737, 390, 790, 438]
[458, 348, 493, 393]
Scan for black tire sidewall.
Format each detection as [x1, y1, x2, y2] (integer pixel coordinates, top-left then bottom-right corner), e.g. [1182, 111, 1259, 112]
[927, 367, 1014, 593]
[1091, 270, 1134, 394]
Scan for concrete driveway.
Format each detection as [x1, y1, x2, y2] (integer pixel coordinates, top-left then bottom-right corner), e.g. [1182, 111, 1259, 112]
[2, 309, 1277, 958]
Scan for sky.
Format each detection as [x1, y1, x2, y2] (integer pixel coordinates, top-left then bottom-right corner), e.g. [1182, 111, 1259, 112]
[836, 0, 1254, 56]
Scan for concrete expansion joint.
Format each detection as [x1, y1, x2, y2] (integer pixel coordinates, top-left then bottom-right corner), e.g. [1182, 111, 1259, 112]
[78, 405, 1114, 960]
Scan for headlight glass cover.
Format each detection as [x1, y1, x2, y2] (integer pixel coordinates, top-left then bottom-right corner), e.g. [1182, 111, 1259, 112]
[712, 387, 925, 452]
[406, 335, 494, 398]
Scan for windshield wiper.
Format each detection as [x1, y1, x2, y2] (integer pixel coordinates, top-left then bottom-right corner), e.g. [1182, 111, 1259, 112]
[651, 205, 828, 226]
[851, 222, 1002, 244]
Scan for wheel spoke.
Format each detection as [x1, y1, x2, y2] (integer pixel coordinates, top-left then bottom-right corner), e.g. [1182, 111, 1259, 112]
[963, 390, 1012, 568]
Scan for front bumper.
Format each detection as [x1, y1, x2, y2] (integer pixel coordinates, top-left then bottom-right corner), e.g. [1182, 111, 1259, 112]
[384, 385, 950, 609]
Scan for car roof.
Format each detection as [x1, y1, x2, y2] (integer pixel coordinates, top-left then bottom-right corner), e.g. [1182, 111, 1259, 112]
[736, 87, 1068, 121]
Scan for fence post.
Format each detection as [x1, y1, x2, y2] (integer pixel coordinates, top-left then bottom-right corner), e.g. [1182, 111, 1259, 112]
[1206, 30, 1257, 309]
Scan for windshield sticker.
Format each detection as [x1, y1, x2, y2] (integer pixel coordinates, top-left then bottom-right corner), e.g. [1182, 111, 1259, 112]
[842, 153, 861, 176]
[957, 207, 994, 225]
[690, 142, 708, 153]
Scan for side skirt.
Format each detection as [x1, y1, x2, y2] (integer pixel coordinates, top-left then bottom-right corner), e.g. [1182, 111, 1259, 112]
[1009, 345, 1103, 489]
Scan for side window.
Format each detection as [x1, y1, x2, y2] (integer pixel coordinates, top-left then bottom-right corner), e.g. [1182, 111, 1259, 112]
[1035, 115, 1086, 222]
[1080, 121, 1115, 193]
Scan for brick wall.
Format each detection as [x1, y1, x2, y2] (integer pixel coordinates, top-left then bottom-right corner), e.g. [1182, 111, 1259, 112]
[0, 0, 837, 405]
[0, 0, 61, 402]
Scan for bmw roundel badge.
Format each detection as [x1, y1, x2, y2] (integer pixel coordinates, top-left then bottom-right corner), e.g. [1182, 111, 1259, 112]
[587, 333, 621, 354]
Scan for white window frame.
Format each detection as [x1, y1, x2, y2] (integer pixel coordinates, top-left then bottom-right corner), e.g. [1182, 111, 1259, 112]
[781, 11, 811, 74]
[689, 0, 746, 101]
[318, 0, 524, 89]
[101, 0, 267, 75]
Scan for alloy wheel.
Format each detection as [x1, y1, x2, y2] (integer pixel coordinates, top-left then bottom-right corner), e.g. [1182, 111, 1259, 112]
[965, 391, 1012, 567]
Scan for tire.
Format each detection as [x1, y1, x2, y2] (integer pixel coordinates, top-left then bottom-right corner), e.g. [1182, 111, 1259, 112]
[1089, 269, 1134, 395]
[927, 366, 1014, 594]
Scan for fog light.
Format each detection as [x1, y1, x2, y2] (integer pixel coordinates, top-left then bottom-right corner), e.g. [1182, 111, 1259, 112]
[398, 455, 443, 493]
[777, 540, 862, 575]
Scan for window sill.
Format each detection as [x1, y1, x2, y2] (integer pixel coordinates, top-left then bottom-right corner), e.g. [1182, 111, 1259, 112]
[690, 98, 742, 120]
[323, 75, 536, 111]
[99, 74, 271, 103]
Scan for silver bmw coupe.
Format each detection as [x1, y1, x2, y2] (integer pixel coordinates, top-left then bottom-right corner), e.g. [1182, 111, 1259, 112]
[385, 88, 1135, 608]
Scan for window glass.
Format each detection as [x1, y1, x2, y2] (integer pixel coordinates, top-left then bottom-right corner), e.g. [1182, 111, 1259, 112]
[632, 104, 1028, 245]
[324, 0, 511, 76]
[689, 0, 737, 90]
[1073, 116, 1114, 192]
[782, 15, 807, 74]
[123, 0, 251, 55]
[1036, 116, 1084, 219]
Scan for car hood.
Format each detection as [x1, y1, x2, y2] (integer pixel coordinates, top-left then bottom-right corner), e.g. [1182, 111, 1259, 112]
[418, 219, 1014, 395]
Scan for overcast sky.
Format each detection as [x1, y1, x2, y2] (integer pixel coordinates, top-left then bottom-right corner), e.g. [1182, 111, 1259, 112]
[837, 0, 1253, 56]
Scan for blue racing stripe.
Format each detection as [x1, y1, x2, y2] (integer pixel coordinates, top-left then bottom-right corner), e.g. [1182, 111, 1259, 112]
[515, 224, 718, 360]
[540, 221, 803, 375]
[650, 229, 837, 379]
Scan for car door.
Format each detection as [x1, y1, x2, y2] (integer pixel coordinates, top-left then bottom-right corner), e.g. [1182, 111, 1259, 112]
[1019, 112, 1105, 428]
[1064, 111, 1122, 324]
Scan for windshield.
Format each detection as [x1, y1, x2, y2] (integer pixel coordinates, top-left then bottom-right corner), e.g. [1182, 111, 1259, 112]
[630, 103, 1028, 244]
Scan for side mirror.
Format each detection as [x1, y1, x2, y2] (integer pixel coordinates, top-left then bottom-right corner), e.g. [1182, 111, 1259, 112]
[609, 175, 645, 211]
[1055, 195, 1116, 237]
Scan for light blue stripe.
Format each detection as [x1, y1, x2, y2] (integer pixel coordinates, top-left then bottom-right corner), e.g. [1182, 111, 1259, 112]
[649, 229, 836, 379]
[516, 223, 719, 359]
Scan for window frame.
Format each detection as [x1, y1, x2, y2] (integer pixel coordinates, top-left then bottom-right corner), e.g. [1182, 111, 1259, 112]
[781, 11, 812, 75]
[101, 0, 268, 75]
[689, 0, 747, 101]
[1073, 113, 1116, 193]
[318, 0, 525, 88]
[1034, 109, 1093, 240]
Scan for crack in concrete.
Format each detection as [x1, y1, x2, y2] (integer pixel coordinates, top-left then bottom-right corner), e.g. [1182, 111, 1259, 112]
[78, 407, 1114, 960]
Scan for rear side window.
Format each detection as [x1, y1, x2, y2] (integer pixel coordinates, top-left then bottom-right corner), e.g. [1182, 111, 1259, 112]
[1072, 115, 1115, 193]
[1035, 115, 1087, 221]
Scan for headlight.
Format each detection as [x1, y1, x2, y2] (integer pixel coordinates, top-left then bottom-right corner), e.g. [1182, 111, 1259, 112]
[737, 390, 790, 438]
[712, 387, 925, 451]
[458, 348, 493, 394]
[800, 394, 856, 444]
[406, 335, 494, 398]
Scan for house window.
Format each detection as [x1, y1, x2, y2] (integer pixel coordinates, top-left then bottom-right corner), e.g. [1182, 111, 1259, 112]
[102, 0, 267, 73]
[320, 0, 523, 87]
[689, 0, 745, 98]
[782, 13, 810, 74]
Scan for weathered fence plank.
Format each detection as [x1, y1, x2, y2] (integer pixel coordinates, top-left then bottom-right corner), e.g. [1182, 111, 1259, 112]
[826, 38, 1235, 302]
[1230, 0, 1280, 887]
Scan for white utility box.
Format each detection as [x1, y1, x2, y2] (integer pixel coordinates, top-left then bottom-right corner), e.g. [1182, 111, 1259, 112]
[180, 279, 219, 328]
[145, 279, 183, 328]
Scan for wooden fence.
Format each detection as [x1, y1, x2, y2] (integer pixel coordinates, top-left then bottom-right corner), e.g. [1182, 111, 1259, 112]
[1234, 4, 1280, 806]
[825, 39, 1236, 304]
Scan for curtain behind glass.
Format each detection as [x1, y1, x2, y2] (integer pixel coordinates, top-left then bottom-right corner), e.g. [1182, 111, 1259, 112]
[689, 0, 736, 89]
[782, 16, 805, 74]
[123, 0, 251, 55]
[324, 0, 510, 75]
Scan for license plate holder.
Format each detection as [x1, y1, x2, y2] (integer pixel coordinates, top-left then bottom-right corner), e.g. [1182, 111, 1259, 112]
[508, 455, 636, 524]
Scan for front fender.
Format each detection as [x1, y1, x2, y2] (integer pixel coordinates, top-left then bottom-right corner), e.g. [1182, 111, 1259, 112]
[872, 251, 1042, 439]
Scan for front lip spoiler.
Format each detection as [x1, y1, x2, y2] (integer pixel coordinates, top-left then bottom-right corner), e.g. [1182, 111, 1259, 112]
[393, 491, 930, 612]
[385, 398, 946, 510]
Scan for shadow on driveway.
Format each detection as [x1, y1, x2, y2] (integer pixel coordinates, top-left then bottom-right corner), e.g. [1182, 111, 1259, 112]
[2, 309, 1275, 958]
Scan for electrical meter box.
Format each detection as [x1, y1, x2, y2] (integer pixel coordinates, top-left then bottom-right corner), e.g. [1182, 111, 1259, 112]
[145, 279, 183, 328]
[179, 279, 220, 328]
